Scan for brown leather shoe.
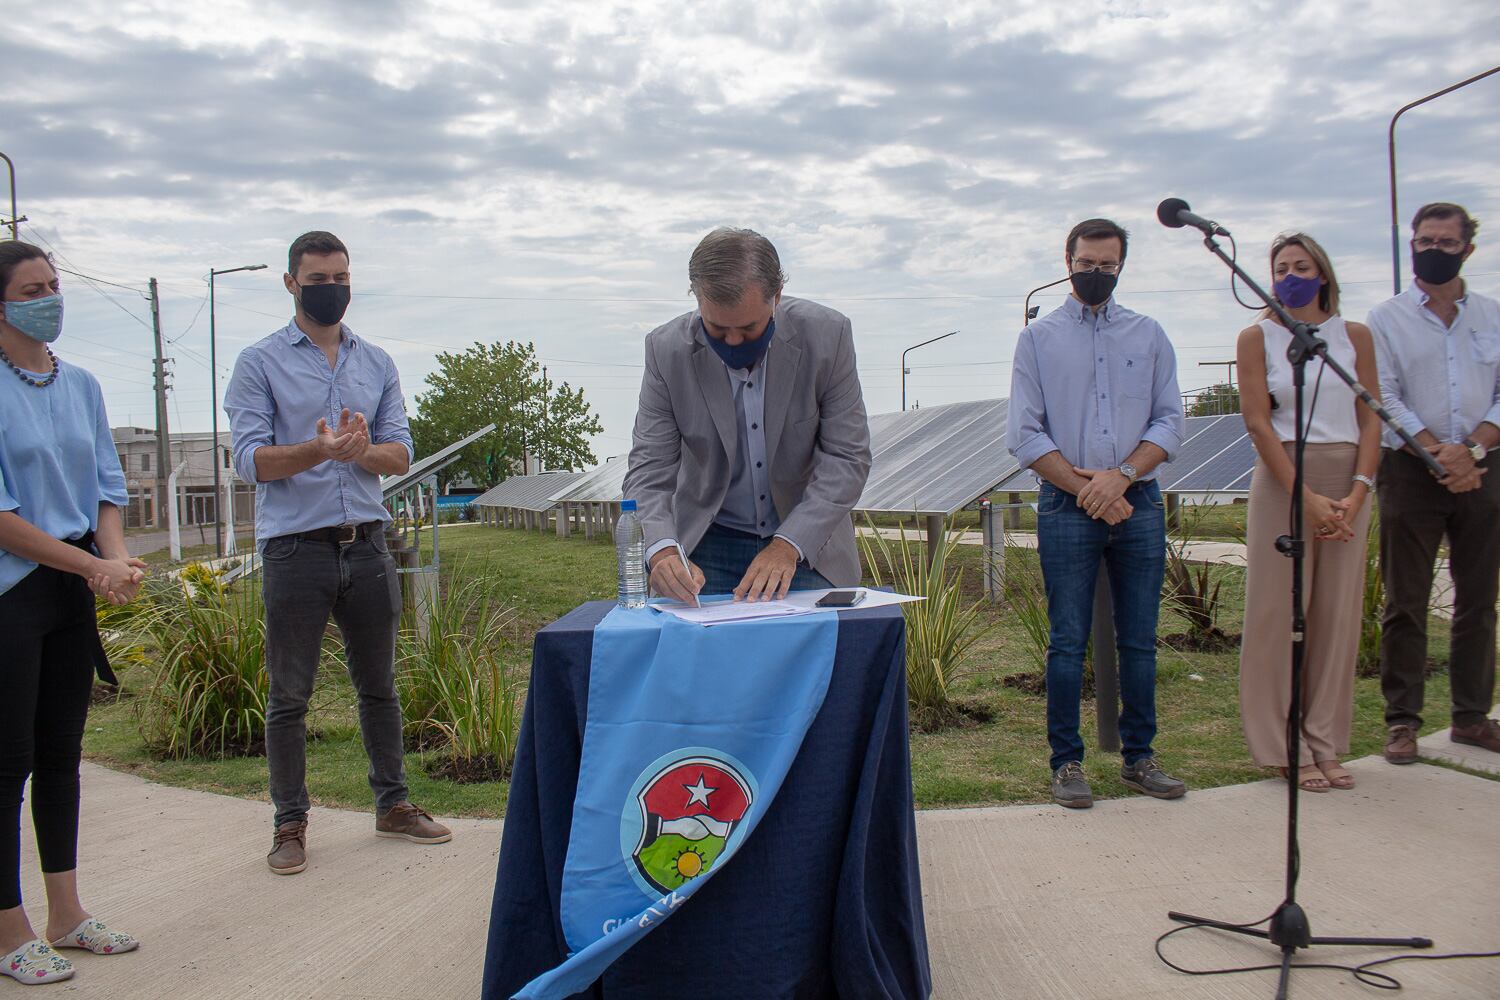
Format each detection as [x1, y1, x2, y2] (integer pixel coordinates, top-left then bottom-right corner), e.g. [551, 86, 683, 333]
[267, 820, 307, 875]
[1384, 724, 1419, 764]
[375, 802, 452, 844]
[1450, 718, 1500, 753]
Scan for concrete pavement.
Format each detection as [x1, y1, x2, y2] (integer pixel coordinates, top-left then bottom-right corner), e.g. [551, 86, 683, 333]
[18, 732, 1498, 999]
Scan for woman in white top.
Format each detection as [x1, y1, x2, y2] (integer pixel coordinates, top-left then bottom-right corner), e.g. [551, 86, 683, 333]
[1235, 233, 1382, 791]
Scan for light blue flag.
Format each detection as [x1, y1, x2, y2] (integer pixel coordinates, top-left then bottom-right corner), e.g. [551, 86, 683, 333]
[513, 603, 838, 999]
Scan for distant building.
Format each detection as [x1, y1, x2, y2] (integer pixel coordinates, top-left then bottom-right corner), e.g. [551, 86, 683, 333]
[111, 427, 255, 530]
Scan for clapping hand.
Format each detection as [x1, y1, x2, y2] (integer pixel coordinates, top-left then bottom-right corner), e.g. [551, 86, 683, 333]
[90, 557, 148, 605]
[315, 408, 371, 464]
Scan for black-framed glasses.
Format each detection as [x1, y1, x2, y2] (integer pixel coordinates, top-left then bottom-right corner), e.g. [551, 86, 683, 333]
[1412, 236, 1466, 253]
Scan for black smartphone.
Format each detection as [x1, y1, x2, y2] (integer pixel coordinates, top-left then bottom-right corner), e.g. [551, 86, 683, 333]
[815, 589, 866, 608]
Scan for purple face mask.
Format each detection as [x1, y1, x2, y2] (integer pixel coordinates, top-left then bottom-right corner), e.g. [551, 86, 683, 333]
[1274, 272, 1322, 309]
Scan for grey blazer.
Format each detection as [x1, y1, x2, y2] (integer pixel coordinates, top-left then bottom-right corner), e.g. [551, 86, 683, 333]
[623, 296, 872, 586]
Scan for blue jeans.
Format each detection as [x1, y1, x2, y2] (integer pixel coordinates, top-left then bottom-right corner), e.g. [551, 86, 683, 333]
[1037, 479, 1167, 771]
[689, 522, 833, 596]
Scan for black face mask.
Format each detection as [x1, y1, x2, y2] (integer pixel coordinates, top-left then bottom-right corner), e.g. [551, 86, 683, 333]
[1411, 247, 1465, 286]
[1069, 268, 1117, 307]
[298, 282, 351, 326]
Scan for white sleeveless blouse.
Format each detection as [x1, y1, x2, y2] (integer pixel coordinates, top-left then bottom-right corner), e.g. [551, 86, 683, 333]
[1259, 314, 1362, 445]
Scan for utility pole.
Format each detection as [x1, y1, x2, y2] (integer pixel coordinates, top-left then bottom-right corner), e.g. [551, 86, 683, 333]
[541, 365, 548, 474]
[149, 278, 173, 528]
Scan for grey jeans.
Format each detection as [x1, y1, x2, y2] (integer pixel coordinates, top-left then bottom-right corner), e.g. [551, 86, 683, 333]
[261, 530, 407, 827]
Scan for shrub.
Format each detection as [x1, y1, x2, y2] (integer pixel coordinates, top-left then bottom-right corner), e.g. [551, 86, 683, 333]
[397, 571, 522, 780]
[860, 515, 992, 727]
[135, 564, 271, 758]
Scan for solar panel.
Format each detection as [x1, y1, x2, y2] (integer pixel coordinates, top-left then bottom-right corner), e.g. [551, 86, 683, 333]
[551, 457, 629, 504]
[473, 471, 585, 512]
[855, 399, 1018, 516]
[1157, 414, 1252, 491]
[936, 406, 1256, 495]
[381, 423, 498, 499]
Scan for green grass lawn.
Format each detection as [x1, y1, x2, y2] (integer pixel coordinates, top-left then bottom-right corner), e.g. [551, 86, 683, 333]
[85, 522, 1473, 821]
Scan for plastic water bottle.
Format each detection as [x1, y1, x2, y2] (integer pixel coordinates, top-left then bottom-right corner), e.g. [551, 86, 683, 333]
[616, 499, 648, 609]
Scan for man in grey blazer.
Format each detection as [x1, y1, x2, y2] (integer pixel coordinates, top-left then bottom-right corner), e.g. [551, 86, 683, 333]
[624, 228, 872, 604]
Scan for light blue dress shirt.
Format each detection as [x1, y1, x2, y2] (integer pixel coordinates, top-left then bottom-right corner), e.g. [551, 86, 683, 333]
[714, 362, 782, 538]
[1368, 284, 1500, 450]
[0, 359, 128, 595]
[224, 318, 414, 545]
[1005, 295, 1184, 479]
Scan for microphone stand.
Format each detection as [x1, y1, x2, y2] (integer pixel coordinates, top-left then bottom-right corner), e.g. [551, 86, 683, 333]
[1165, 230, 1443, 999]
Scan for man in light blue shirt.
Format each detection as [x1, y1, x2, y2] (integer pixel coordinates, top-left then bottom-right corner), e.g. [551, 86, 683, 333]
[1005, 218, 1186, 809]
[225, 231, 451, 875]
[1368, 201, 1500, 762]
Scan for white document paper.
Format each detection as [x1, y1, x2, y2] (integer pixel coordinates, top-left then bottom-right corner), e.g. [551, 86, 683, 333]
[652, 588, 923, 627]
[652, 599, 813, 626]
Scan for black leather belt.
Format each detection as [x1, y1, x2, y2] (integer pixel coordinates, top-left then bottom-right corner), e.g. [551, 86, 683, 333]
[292, 521, 383, 545]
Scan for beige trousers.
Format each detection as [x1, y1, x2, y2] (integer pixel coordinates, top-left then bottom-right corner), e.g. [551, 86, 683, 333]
[1239, 442, 1370, 767]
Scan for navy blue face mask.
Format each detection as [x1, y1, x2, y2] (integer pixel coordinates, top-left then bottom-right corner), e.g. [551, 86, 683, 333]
[703, 316, 776, 370]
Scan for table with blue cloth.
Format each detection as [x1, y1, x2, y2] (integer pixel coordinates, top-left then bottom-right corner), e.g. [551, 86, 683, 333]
[481, 599, 931, 1000]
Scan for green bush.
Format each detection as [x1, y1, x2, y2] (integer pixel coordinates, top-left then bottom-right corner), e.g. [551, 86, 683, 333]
[861, 515, 992, 727]
[397, 571, 521, 779]
[135, 564, 271, 759]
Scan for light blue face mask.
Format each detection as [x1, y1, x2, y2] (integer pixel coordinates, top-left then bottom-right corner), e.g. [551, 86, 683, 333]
[3, 294, 64, 343]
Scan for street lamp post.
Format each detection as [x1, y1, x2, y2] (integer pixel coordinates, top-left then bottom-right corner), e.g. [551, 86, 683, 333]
[209, 263, 268, 557]
[0, 152, 25, 240]
[901, 330, 959, 411]
[1023, 275, 1072, 326]
[1387, 64, 1500, 294]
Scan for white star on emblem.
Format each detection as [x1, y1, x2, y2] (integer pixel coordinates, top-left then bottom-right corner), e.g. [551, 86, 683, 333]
[683, 773, 717, 808]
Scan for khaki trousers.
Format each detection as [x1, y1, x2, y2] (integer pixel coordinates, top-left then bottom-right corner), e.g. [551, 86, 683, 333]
[1239, 442, 1370, 767]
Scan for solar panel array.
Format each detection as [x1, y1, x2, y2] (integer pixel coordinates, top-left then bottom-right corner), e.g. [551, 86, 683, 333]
[855, 399, 1018, 516]
[508, 401, 1254, 520]
[991, 413, 1254, 493]
[472, 471, 586, 512]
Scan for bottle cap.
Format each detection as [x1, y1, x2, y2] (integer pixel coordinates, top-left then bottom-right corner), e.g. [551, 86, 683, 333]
[620, 499, 637, 511]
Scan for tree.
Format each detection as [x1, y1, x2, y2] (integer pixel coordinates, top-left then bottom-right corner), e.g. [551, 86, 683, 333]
[408, 341, 603, 489]
[1185, 382, 1240, 417]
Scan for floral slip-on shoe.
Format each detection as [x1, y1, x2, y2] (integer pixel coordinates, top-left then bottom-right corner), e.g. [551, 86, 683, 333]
[50, 917, 139, 956]
[3, 939, 75, 985]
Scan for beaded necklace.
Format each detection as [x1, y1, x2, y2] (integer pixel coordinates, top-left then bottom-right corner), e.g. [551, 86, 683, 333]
[0, 343, 59, 388]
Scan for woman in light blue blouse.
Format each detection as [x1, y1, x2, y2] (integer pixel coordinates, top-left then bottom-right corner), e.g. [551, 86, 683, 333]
[0, 242, 146, 985]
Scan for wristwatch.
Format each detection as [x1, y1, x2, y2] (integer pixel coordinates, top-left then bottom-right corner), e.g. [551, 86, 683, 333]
[1465, 439, 1488, 462]
[1353, 474, 1376, 491]
[1118, 463, 1139, 483]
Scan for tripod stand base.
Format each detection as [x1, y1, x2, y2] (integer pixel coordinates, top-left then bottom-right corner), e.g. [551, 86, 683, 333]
[1168, 906, 1433, 1000]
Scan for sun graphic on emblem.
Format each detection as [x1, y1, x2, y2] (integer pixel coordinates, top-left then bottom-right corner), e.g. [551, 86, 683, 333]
[673, 847, 706, 880]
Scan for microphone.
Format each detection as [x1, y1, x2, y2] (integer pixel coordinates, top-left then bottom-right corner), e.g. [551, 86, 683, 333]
[1156, 198, 1231, 237]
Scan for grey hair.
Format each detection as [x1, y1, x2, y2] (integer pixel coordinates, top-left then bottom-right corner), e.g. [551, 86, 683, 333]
[687, 227, 786, 306]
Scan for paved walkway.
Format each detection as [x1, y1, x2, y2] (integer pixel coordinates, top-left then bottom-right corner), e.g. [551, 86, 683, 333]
[19, 715, 1498, 999]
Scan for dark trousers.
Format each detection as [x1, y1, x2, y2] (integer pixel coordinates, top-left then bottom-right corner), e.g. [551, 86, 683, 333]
[261, 532, 407, 828]
[0, 566, 98, 910]
[689, 522, 834, 596]
[1036, 480, 1168, 771]
[1378, 449, 1500, 730]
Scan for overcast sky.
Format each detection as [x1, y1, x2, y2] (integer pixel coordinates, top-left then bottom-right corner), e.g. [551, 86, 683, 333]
[6, 0, 1499, 465]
